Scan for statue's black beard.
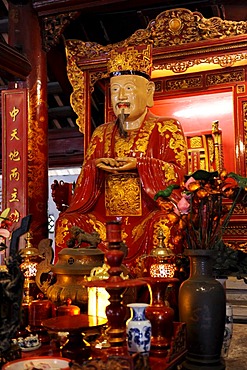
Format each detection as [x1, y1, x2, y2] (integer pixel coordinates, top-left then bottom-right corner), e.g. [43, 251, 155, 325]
[116, 109, 129, 138]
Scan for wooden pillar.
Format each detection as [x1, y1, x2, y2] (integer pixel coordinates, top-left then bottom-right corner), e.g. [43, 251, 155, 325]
[7, 1, 48, 244]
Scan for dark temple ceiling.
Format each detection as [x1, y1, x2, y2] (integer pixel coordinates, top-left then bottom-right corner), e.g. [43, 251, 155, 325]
[0, 0, 247, 167]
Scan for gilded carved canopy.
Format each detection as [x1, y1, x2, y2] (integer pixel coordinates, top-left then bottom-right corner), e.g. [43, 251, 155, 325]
[65, 7, 247, 134]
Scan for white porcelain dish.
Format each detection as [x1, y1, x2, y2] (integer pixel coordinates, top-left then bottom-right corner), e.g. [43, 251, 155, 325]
[21, 343, 42, 352]
[2, 356, 70, 370]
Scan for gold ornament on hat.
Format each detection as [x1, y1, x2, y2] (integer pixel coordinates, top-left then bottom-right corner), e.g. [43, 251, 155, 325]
[107, 44, 152, 80]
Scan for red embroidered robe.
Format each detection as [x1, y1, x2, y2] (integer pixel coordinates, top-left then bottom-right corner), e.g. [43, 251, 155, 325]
[55, 112, 188, 273]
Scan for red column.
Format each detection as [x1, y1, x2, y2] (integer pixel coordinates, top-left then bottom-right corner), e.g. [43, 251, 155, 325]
[7, 2, 48, 244]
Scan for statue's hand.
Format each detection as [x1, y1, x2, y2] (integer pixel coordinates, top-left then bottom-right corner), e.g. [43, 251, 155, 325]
[95, 157, 121, 173]
[115, 157, 137, 171]
[95, 157, 137, 173]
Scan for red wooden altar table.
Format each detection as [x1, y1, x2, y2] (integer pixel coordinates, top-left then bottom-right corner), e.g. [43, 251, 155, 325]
[21, 321, 186, 370]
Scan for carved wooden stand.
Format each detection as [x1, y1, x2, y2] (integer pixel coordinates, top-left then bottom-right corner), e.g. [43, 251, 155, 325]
[81, 221, 187, 369]
[85, 220, 146, 356]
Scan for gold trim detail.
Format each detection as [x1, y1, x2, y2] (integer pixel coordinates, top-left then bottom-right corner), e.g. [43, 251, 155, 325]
[206, 69, 244, 86]
[243, 101, 247, 164]
[237, 85, 246, 94]
[107, 45, 152, 77]
[66, 8, 247, 59]
[28, 83, 47, 202]
[87, 215, 106, 242]
[154, 81, 163, 92]
[90, 71, 108, 92]
[42, 12, 79, 52]
[190, 137, 203, 148]
[55, 218, 69, 246]
[153, 220, 171, 250]
[165, 76, 203, 91]
[152, 8, 247, 46]
[154, 54, 247, 74]
[227, 242, 247, 254]
[132, 216, 152, 243]
[66, 45, 86, 133]
[105, 173, 142, 216]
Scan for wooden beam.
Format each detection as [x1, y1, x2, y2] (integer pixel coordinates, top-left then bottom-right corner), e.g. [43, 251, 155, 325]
[48, 127, 84, 167]
[48, 106, 76, 119]
[32, 0, 129, 15]
[0, 41, 32, 79]
[32, 0, 168, 16]
[47, 81, 63, 94]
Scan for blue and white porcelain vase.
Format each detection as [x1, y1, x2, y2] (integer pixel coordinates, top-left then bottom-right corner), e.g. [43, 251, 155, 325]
[221, 303, 233, 358]
[126, 303, 151, 355]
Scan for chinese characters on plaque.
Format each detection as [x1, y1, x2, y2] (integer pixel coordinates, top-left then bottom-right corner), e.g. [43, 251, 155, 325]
[1, 88, 28, 232]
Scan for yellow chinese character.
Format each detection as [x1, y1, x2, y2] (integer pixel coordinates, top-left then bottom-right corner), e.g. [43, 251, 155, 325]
[10, 210, 20, 223]
[9, 168, 20, 181]
[10, 128, 20, 141]
[9, 106, 20, 122]
[9, 150, 21, 161]
[9, 188, 20, 203]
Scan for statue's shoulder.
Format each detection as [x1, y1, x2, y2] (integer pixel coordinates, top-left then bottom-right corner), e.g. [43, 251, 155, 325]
[92, 121, 115, 137]
[147, 112, 181, 128]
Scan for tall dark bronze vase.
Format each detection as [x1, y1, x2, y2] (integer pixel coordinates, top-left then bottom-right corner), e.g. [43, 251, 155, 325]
[179, 249, 226, 370]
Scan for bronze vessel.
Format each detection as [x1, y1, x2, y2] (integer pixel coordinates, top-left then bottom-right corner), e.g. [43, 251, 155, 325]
[37, 246, 104, 312]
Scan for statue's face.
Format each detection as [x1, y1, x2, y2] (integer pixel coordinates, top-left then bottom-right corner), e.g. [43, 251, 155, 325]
[110, 74, 154, 121]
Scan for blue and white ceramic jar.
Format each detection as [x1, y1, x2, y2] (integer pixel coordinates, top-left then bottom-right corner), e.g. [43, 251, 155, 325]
[126, 303, 151, 355]
[221, 303, 233, 358]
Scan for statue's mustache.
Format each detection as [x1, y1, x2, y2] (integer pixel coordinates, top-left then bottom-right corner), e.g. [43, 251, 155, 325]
[115, 102, 130, 110]
[115, 109, 129, 138]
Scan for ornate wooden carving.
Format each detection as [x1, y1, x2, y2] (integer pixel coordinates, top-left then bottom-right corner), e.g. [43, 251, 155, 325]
[206, 69, 245, 86]
[65, 8, 247, 134]
[41, 11, 80, 52]
[164, 76, 203, 91]
[65, 7, 247, 63]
